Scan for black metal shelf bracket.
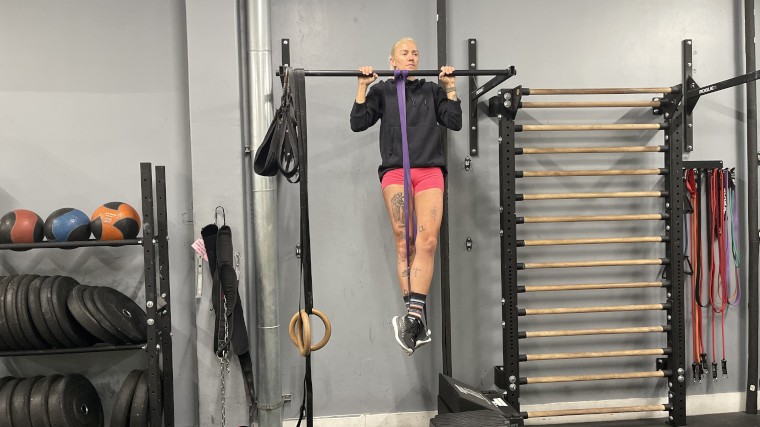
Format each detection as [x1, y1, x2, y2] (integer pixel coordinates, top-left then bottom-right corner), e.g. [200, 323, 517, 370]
[155, 165, 175, 427]
[0, 343, 146, 357]
[683, 38, 760, 152]
[139, 163, 162, 427]
[682, 160, 724, 170]
[683, 39, 695, 152]
[469, 38, 478, 155]
[468, 47, 517, 156]
[280, 38, 290, 84]
[0, 239, 142, 251]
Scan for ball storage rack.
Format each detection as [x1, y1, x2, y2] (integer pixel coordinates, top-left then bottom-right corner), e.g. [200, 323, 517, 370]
[0, 162, 175, 427]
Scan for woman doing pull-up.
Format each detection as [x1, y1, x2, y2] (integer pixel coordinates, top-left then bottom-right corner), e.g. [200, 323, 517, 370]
[350, 37, 462, 355]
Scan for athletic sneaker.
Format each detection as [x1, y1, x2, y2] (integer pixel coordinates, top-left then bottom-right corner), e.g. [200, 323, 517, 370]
[392, 314, 425, 355]
[415, 328, 432, 350]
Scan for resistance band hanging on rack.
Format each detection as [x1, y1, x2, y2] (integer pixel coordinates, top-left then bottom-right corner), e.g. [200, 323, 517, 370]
[707, 169, 724, 379]
[686, 167, 742, 382]
[685, 169, 707, 382]
[728, 169, 742, 308]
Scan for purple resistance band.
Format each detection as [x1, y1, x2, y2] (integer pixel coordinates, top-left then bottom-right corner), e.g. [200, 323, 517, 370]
[394, 69, 417, 294]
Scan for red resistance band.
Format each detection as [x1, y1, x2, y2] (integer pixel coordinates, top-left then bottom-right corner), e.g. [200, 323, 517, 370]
[686, 168, 741, 382]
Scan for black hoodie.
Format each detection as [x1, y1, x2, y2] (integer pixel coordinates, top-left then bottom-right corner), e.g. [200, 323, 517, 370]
[350, 78, 462, 181]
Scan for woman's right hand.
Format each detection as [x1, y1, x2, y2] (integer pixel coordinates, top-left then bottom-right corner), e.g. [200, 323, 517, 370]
[358, 66, 378, 87]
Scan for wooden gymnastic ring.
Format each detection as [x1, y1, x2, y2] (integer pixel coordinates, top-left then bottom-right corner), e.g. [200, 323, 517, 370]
[288, 309, 331, 356]
[289, 310, 311, 356]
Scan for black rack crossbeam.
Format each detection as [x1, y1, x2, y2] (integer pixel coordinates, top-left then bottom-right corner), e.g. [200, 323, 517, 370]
[686, 69, 760, 100]
[524, 87, 678, 95]
[276, 68, 516, 77]
[471, 74, 511, 99]
[682, 160, 724, 170]
[0, 343, 146, 357]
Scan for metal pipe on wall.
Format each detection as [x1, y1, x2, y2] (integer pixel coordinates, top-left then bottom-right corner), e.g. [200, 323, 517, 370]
[744, 0, 759, 414]
[236, 0, 259, 423]
[241, 0, 283, 424]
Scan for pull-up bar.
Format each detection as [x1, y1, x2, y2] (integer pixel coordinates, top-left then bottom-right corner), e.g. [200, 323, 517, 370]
[276, 67, 516, 78]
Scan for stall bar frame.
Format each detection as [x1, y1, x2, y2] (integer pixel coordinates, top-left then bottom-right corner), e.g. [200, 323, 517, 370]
[490, 83, 686, 424]
[662, 88, 687, 427]
[495, 87, 520, 409]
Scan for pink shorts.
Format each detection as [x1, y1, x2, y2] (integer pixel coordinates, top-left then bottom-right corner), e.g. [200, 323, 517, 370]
[381, 167, 444, 192]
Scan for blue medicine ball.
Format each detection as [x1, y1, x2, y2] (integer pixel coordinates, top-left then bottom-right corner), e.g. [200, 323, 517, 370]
[44, 208, 91, 241]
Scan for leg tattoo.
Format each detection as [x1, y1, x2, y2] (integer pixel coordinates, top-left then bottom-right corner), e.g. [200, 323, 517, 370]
[391, 192, 405, 228]
[429, 207, 438, 222]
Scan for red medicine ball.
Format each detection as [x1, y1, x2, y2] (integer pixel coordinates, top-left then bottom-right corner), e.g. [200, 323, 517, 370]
[0, 209, 45, 244]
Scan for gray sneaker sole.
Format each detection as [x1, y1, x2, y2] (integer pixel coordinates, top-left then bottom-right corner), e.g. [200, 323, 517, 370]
[392, 316, 414, 355]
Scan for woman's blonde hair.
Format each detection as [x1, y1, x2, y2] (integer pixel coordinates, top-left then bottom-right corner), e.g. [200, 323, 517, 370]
[389, 37, 417, 60]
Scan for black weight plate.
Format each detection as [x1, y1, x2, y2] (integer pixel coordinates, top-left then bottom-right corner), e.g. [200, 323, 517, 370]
[28, 276, 64, 349]
[0, 316, 10, 351]
[0, 275, 19, 350]
[0, 332, 9, 351]
[16, 275, 48, 349]
[0, 376, 15, 403]
[109, 370, 142, 427]
[6, 275, 34, 349]
[129, 370, 149, 427]
[11, 375, 43, 427]
[0, 376, 15, 390]
[47, 374, 103, 427]
[92, 287, 147, 343]
[29, 374, 62, 427]
[39, 276, 76, 348]
[0, 377, 23, 426]
[50, 277, 96, 348]
[67, 285, 120, 344]
[82, 287, 129, 344]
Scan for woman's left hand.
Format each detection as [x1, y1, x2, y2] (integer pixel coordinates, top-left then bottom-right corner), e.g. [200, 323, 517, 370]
[439, 65, 456, 89]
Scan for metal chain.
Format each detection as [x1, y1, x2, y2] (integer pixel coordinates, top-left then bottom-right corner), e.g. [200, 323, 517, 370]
[220, 355, 227, 427]
[218, 296, 230, 427]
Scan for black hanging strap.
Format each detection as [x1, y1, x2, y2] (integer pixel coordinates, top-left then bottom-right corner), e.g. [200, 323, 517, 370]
[254, 67, 315, 427]
[254, 68, 300, 182]
[292, 68, 315, 427]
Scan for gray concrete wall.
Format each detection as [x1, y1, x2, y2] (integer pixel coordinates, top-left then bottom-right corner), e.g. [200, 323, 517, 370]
[184, 1, 251, 426]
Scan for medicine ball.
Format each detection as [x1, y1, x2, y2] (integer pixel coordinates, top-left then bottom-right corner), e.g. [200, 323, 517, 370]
[45, 208, 91, 242]
[90, 202, 141, 240]
[0, 209, 45, 244]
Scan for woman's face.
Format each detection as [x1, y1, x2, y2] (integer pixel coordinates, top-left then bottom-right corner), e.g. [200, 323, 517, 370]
[390, 41, 419, 71]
